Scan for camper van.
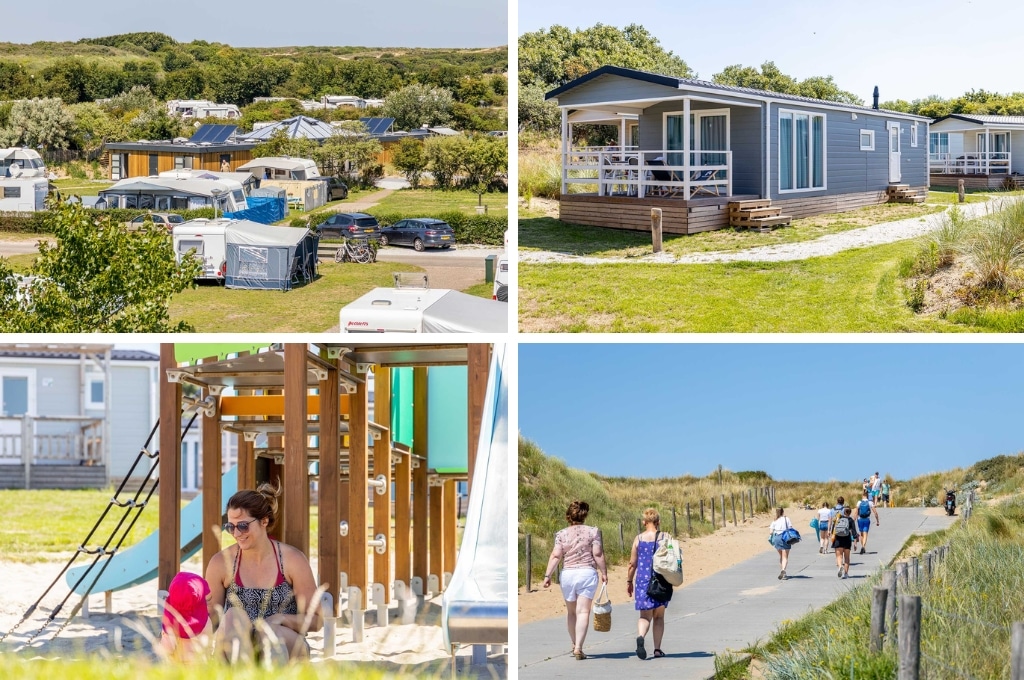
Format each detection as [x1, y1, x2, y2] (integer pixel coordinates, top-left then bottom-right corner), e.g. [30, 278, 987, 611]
[0, 148, 47, 178]
[0, 176, 49, 212]
[172, 219, 230, 281]
[339, 278, 508, 333]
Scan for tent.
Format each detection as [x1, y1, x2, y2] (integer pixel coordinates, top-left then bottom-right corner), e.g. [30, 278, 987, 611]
[223, 222, 319, 291]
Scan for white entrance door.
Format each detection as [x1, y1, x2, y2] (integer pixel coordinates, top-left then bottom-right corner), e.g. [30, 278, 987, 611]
[0, 369, 36, 462]
[888, 123, 902, 183]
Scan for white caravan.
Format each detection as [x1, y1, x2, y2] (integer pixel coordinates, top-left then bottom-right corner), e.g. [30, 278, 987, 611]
[172, 219, 231, 281]
[0, 176, 49, 212]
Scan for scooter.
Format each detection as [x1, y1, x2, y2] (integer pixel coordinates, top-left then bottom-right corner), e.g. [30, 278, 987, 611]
[944, 489, 956, 516]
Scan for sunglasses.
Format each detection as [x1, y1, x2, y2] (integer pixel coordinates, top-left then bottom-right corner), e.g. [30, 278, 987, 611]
[222, 519, 258, 534]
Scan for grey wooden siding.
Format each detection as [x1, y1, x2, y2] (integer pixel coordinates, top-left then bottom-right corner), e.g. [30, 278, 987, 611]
[108, 365, 156, 480]
[555, 74, 685, 107]
[769, 104, 928, 200]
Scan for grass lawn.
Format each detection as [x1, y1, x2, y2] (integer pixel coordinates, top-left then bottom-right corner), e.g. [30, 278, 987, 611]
[463, 282, 494, 298]
[169, 260, 423, 332]
[52, 178, 114, 197]
[2, 253, 39, 271]
[372, 189, 508, 215]
[519, 239, 973, 332]
[520, 200, 946, 258]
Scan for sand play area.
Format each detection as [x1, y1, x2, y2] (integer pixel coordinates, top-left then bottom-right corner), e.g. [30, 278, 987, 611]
[0, 555, 507, 678]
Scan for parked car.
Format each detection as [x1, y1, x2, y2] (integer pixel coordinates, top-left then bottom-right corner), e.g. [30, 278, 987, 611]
[314, 212, 381, 240]
[126, 212, 185, 231]
[379, 218, 455, 251]
[325, 177, 349, 201]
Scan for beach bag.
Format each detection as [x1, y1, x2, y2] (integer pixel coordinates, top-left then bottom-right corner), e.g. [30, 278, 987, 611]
[646, 572, 674, 604]
[781, 527, 801, 545]
[834, 516, 851, 537]
[592, 583, 612, 632]
[810, 517, 819, 530]
[652, 532, 684, 586]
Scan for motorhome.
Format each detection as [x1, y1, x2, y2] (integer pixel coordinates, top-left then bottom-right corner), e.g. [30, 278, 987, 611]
[99, 176, 247, 212]
[236, 157, 321, 181]
[172, 219, 231, 281]
[0, 176, 48, 212]
[0, 148, 47, 178]
[166, 100, 241, 120]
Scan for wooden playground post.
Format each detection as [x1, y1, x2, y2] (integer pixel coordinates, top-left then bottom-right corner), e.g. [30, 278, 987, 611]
[283, 344, 310, 556]
[318, 353, 341, 610]
[373, 367, 393, 603]
[339, 478, 350, 585]
[429, 478, 445, 589]
[201, 380, 222, 572]
[443, 479, 457, 584]
[158, 344, 182, 592]
[237, 389, 256, 491]
[348, 363, 369, 596]
[394, 449, 412, 586]
[467, 344, 490, 497]
[412, 367, 429, 585]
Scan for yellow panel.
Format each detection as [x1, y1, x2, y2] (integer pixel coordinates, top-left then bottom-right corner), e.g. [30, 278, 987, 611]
[220, 394, 352, 417]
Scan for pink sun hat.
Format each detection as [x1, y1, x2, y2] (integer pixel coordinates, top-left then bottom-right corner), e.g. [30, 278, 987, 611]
[162, 572, 210, 638]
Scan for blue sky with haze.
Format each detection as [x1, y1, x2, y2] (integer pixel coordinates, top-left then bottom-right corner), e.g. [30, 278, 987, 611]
[519, 0, 1023, 102]
[1, 0, 507, 48]
[519, 343, 1024, 482]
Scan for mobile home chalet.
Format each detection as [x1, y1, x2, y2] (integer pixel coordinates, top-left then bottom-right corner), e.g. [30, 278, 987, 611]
[104, 125, 256, 181]
[928, 114, 1024, 190]
[546, 66, 931, 234]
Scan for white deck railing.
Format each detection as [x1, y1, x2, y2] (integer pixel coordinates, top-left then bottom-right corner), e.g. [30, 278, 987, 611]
[562, 147, 733, 198]
[0, 415, 104, 464]
[929, 151, 1011, 175]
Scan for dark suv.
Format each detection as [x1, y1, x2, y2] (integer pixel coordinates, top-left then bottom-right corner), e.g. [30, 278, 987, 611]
[325, 177, 348, 201]
[379, 218, 455, 251]
[314, 212, 381, 240]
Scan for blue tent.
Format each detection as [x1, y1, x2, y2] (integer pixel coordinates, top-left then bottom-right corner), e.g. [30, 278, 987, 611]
[223, 222, 318, 291]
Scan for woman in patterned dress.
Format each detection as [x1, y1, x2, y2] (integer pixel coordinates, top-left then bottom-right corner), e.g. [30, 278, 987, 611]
[627, 508, 669, 660]
[206, 482, 321, 662]
[542, 500, 608, 660]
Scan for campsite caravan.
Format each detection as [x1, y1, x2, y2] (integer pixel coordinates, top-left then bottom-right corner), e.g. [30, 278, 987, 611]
[100, 176, 247, 212]
[0, 177, 49, 212]
[172, 219, 230, 281]
[339, 287, 508, 333]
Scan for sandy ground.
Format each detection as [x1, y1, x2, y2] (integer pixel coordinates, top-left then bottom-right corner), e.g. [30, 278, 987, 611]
[0, 555, 507, 677]
[519, 506, 820, 625]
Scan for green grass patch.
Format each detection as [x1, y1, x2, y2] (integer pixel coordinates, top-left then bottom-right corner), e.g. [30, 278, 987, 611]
[462, 282, 494, 298]
[2, 253, 38, 272]
[519, 201, 944, 258]
[51, 179, 115, 197]
[168, 260, 422, 332]
[519, 240, 972, 332]
[926, 189, 991, 205]
[372, 189, 507, 215]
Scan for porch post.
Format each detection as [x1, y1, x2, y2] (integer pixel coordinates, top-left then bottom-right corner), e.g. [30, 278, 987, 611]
[987, 130, 992, 174]
[620, 117, 627, 152]
[561, 108, 568, 195]
[683, 97, 692, 197]
[102, 348, 111, 486]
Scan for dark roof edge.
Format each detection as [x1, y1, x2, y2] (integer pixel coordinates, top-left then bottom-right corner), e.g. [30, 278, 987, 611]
[545, 65, 682, 100]
[931, 114, 989, 125]
[104, 141, 257, 152]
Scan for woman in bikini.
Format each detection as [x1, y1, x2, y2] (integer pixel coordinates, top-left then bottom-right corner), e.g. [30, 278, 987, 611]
[206, 482, 322, 662]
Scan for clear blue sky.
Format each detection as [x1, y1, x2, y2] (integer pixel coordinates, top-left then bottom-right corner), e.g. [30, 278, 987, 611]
[518, 0, 1023, 102]
[1, 0, 507, 48]
[519, 343, 1024, 482]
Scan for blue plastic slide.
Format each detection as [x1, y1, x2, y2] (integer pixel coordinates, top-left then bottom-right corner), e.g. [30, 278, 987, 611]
[65, 466, 238, 594]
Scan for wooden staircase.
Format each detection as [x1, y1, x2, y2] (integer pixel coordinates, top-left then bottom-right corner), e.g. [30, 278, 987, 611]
[728, 199, 792, 232]
[887, 184, 927, 203]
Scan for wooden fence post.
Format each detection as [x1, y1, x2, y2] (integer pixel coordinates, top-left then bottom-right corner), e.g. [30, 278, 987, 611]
[711, 499, 715, 528]
[651, 208, 663, 253]
[870, 586, 888, 653]
[720, 495, 726, 528]
[686, 503, 692, 536]
[731, 493, 737, 526]
[1011, 621, 1024, 680]
[741, 492, 746, 522]
[923, 552, 932, 582]
[882, 569, 897, 646]
[898, 595, 921, 680]
[749, 489, 753, 514]
[910, 556, 919, 583]
[526, 534, 532, 592]
[672, 507, 678, 536]
[619, 523, 624, 554]
[957, 178, 965, 203]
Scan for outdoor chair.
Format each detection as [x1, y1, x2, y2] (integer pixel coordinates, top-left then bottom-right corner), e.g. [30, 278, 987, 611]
[690, 169, 720, 198]
[647, 159, 682, 197]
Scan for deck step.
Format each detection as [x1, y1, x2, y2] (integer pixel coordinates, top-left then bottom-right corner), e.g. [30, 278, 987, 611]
[730, 206, 782, 219]
[732, 215, 793, 231]
[728, 199, 773, 210]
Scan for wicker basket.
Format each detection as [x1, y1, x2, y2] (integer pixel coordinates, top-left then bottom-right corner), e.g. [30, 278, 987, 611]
[592, 583, 612, 632]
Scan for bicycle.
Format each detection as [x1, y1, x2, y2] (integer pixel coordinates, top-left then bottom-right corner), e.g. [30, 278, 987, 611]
[335, 237, 376, 264]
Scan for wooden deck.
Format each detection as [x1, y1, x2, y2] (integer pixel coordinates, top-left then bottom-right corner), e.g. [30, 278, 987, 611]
[559, 189, 908, 234]
[929, 173, 1007, 190]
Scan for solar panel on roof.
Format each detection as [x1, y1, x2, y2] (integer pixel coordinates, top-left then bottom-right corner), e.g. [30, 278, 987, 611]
[360, 117, 395, 135]
[188, 124, 238, 144]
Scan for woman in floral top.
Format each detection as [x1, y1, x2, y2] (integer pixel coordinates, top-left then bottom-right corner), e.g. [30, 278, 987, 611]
[542, 500, 608, 660]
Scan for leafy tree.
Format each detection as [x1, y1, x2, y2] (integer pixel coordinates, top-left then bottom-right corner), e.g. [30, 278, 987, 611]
[0, 200, 199, 332]
[518, 23, 692, 88]
[162, 49, 196, 72]
[0, 97, 76, 148]
[713, 61, 861, 104]
[79, 32, 178, 53]
[518, 82, 560, 133]
[461, 134, 508, 203]
[383, 84, 454, 130]
[0, 61, 36, 99]
[424, 135, 465, 190]
[159, 67, 206, 100]
[102, 85, 159, 117]
[207, 51, 292, 106]
[252, 129, 318, 159]
[40, 58, 89, 103]
[311, 121, 384, 187]
[239, 99, 306, 132]
[69, 102, 128, 154]
[392, 137, 427, 188]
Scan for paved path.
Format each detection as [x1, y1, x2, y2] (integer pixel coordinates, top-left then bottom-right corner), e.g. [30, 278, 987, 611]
[519, 508, 956, 680]
[520, 197, 1019, 266]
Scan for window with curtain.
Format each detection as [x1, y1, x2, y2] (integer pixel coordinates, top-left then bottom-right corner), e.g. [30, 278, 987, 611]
[929, 132, 948, 155]
[779, 110, 825, 191]
[666, 115, 684, 168]
[666, 112, 729, 172]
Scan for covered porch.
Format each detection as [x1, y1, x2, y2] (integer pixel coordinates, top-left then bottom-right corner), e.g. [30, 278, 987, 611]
[928, 119, 1024, 179]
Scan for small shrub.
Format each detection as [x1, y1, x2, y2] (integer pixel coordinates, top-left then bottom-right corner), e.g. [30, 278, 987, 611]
[290, 217, 310, 228]
[367, 210, 506, 245]
[904, 278, 927, 312]
[896, 254, 916, 279]
[928, 205, 969, 267]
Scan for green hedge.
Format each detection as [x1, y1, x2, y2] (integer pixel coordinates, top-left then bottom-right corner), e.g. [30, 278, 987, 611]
[0, 208, 216, 233]
[367, 210, 507, 245]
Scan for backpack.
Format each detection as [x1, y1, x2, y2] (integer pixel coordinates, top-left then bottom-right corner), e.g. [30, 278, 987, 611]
[834, 516, 851, 537]
[858, 500, 872, 518]
[652, 532, 684, 586]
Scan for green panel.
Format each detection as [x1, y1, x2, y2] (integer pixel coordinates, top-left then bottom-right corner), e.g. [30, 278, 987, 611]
[427, 366, 467, 474]
[174, 343, 270, 364]
[390, 367, 414, 447]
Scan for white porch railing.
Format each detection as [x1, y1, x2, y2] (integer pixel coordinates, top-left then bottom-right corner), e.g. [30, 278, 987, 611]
[929, 151, 1011, 175]
[0, 415, 104, 465]
[562, 148, 733, 198]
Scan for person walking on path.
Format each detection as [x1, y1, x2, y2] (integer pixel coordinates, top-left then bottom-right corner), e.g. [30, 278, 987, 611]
[871, 472, 882, 504]
[627, 508, 670, 660]
[542, 500, 608, 661]
[881, 480, 891, 508]
[855, 491, 880, 554]
[769, 507, 795, 580]
[817, 502, 833, 554]
[831, 506, 859, 579]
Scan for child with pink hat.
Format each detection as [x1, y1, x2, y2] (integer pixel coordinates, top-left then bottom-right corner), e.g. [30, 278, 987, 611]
[159, 571, 213, 661]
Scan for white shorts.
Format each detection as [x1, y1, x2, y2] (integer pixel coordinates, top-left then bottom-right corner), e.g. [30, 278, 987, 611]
[559, 568, 599, 602]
